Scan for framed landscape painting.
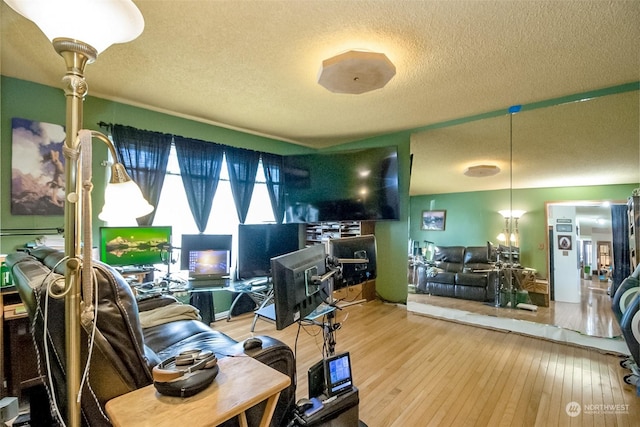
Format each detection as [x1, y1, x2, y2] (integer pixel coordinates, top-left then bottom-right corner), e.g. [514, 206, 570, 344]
[11, 117, 66, 215]
[421, 210, 446, 231]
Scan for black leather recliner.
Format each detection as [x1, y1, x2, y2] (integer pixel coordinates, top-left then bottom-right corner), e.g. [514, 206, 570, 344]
[611, 264, 640, 388]
[6, 246, 296, 427]
[612, 271, 640, 324]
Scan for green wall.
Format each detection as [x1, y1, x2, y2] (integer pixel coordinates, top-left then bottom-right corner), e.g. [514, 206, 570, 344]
[0, 76, 311, 252]
[1, 76, 411, 304]
[3, 77, 637, 306]
[410, 184, 638, 278]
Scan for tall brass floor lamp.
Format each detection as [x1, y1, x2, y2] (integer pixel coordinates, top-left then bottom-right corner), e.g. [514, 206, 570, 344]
[4, 1, 149, 426]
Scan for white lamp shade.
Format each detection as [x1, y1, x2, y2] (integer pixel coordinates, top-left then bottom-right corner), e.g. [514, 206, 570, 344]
[98, 180, 153, 222]
[498, 209, 527, 219]
[5, 0, 144, 54]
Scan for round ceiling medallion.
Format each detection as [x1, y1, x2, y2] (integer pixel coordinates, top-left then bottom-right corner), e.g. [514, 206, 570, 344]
[318, 50, 396, 94]
[464, 164, 501, 177]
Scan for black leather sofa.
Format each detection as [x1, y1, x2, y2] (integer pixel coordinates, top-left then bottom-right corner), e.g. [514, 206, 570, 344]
[6, 246, 296, 427]
[415, 245, 497, 302]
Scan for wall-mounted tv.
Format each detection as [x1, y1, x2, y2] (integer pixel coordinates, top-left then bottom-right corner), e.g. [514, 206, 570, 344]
[99, 226, 172, 267]
[237, 223, 305, 279]
[283, 146, 399, 222]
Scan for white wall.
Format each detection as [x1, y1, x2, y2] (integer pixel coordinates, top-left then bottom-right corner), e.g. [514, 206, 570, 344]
[550, 205, 581, 303]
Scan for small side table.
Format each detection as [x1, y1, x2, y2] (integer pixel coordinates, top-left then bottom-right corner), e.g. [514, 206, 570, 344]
[105, 356, 290, 427]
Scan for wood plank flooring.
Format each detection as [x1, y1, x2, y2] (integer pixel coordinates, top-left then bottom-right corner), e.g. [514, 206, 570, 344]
[212, 300, 639, 427]
[409, 278, 620, 338]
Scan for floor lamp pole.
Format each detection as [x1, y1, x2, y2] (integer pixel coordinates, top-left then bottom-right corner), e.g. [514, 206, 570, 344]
[2, 3, 146, 426]
[57, 38, 96, 427]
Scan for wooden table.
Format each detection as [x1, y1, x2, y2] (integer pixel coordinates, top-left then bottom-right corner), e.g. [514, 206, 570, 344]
[105, 355, 290, 427]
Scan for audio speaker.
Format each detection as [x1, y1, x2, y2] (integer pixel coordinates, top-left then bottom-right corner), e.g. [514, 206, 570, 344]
[308, 359, 325, 398]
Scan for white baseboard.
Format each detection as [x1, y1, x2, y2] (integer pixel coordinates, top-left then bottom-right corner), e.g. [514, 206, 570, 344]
[214, 310, 230, 322]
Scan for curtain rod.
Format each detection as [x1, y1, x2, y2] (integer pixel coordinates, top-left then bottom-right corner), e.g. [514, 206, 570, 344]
[98, 121, 113, 132]
[1, 227, 64, 237]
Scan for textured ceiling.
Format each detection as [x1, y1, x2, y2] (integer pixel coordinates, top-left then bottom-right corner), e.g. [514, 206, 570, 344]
[1, 0, 639, 196]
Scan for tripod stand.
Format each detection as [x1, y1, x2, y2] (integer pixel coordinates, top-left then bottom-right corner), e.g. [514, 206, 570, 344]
[158, 244, 186, 290]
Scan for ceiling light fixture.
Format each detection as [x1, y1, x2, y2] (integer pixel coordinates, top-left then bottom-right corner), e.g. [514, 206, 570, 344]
[318, 50, 396, 94]
[463, 164, 500, 177]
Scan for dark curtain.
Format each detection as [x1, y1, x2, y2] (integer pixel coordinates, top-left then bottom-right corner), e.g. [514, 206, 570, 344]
[261, 153, 286, 223]
[111, 125, 172, 225]
[611, 204, 630, 294]
[174, 136, 224, 232]
[225, 147, 260, 224]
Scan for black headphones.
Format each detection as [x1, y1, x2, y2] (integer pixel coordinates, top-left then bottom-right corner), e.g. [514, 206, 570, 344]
[152, 349, 219, 397]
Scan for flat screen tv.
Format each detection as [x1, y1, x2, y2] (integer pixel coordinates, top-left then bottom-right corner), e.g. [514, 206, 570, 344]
[327, 235, 377, 288]
[237, 223, 305, 279]
[270, 244, 328, 330]
[99, 226, 172, 267]
[283, 145, 399, 222]
[180, 234, 233, 279]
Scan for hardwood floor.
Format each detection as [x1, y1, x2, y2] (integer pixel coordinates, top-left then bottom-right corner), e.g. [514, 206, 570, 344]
[409, 278, 621, 338]
[213, 300, 639, 427]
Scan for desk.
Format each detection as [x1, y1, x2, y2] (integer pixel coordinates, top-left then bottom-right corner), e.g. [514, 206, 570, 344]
[1, 288, 43, 409]
[105, 356, 290, 427]
[181, 279, 271, 324]
[251, 302, 336, 332]
[117, 267, 155, 284]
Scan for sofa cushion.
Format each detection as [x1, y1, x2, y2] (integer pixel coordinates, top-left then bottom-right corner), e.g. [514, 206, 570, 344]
[456, 272, 488, 287]
[464, 262, 494, 273]
[428, 282, 456, 298]
[429, 271, 456, 285]
[464, 246, 490, 264]
[436, 261, 464, 273]
[455, 284, 486, 301]
[143, 319, 239, 360]
[434, 246, 465, 263]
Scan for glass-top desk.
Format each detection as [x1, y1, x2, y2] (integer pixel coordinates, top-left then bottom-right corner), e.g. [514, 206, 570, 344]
[251, 301, 336, 332]
[137, 276, 272, 326]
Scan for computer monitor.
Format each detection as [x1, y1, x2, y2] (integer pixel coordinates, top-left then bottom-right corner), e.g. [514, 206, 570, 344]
[270, 244, 328, 330]
[99, 226, 172, 267]
[327, 235, 377, 288]
[237, 223, 305, 279]
[324, 352, 353, 397]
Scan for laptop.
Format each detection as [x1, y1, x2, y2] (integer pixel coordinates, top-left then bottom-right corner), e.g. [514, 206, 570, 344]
[187, 249, 230, 287]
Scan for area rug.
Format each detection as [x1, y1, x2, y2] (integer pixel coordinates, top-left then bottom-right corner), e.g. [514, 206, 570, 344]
[407, 300, 630, 356]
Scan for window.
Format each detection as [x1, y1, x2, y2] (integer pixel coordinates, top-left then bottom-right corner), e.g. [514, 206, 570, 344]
[153, 145, 275, 275]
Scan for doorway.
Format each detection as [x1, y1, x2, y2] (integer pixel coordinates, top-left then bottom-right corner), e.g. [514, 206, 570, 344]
[596, 241, 612, 279]
[546, 201, 619, 286]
